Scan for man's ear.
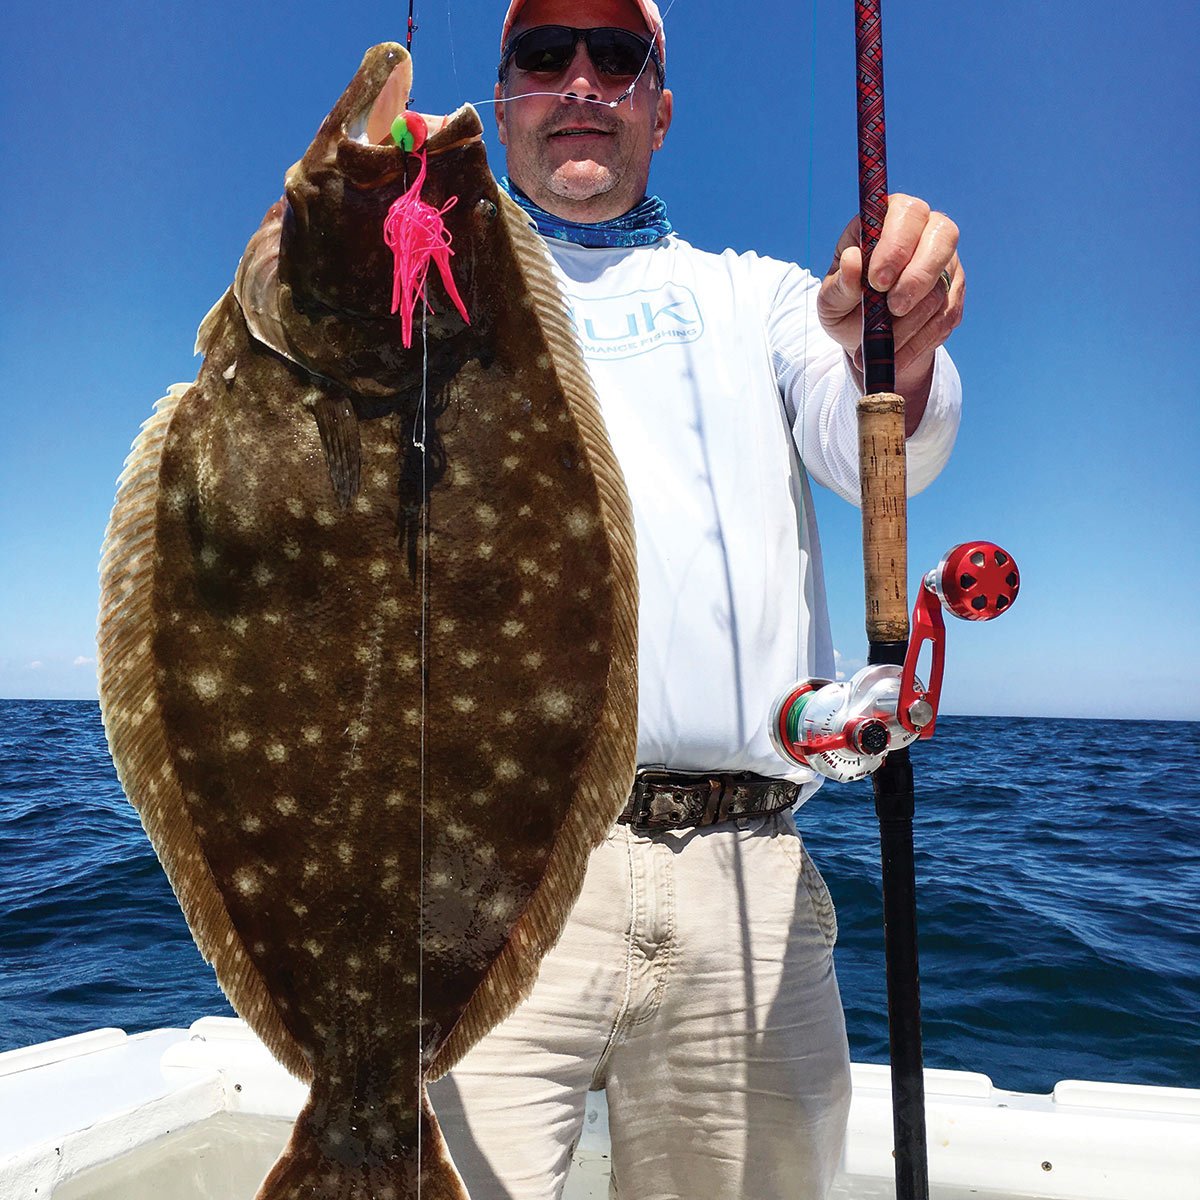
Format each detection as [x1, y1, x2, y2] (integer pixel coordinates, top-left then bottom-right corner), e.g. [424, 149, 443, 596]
[652, 87, 673, 152]
[494, 81, 508, 145]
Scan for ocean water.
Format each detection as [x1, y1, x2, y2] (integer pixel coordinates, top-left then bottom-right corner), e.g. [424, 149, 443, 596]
[1, 699, 1197, 1094]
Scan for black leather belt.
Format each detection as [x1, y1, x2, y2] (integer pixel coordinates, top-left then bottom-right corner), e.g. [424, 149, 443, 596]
[617, 768, 801, 833]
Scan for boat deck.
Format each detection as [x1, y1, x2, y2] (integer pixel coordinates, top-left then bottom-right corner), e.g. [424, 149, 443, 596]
[2, 1018, 1197, 1199]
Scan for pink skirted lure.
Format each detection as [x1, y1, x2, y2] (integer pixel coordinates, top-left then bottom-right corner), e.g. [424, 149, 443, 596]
[383, 111, 470, 347]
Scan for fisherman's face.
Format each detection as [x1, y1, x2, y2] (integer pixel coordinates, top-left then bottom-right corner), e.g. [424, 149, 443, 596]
[495, 0, 672, 222]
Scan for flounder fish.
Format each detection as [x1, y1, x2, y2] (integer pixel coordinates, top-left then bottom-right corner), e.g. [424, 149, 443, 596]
[98, 43, 636, 1200]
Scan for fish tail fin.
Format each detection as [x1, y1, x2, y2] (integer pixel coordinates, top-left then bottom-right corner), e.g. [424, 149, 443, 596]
[255, 1092, 468, 1200]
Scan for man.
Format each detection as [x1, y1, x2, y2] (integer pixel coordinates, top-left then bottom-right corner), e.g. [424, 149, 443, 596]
[429, 1, 963, 1196]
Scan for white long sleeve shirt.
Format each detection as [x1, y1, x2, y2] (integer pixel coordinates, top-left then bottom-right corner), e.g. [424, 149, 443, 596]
[545, 235, 961, 799]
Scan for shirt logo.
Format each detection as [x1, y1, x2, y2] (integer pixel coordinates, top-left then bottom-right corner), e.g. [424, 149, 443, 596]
[566, 285, 704, 360]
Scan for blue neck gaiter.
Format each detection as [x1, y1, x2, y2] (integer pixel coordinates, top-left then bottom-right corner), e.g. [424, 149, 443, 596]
[500, 177, 672, 248]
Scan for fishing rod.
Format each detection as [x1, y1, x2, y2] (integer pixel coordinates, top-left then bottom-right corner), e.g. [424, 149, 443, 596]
[769, 4, 1020, 1198]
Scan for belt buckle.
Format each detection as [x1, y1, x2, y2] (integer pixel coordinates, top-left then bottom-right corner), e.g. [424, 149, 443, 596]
[633, 767, 697, 830]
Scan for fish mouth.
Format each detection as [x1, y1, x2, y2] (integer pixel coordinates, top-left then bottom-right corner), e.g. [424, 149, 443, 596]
[337, 43, 483, 163]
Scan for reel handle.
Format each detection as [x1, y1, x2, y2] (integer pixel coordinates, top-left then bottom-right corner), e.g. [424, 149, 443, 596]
[897, 541, 1021, 736]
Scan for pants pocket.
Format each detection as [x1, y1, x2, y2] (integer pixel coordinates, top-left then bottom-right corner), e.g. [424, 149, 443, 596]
[775, 816, 838, 950]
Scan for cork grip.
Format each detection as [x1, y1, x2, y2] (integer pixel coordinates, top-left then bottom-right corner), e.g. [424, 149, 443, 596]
[858, 392, 909, 643]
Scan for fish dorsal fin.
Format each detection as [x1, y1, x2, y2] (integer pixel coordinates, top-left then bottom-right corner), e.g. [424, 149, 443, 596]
[97, 383, 311, 1083]
[430, 186, 639, 1078]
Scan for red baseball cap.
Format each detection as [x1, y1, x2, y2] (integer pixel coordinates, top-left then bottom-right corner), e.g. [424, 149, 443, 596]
[500, 0, 667, 69]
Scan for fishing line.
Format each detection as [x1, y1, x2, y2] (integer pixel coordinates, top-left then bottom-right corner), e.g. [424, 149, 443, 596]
[415, 303, 429, 1197]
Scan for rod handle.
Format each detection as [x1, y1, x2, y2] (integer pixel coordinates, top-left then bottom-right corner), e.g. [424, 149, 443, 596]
[858, 391, 909, 644]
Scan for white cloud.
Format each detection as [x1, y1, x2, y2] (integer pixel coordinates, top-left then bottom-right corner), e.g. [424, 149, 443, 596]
[833, 648, 866, 682]
[27, 660, 43, 670]
[73, 655, 96, 667]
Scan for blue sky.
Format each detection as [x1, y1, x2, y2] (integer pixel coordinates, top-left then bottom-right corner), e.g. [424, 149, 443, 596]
[2, 0, 1197, 719]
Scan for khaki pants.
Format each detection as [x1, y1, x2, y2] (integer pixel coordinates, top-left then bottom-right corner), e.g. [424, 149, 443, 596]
[430, 811, 852, 1200]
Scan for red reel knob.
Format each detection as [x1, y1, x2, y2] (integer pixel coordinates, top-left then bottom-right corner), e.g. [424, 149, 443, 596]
[927, 542, 1020, 621]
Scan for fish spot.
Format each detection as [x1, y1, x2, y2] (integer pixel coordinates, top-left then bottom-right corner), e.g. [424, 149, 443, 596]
[265, 743, 288, 763]
[282, 539, 301, 560]
[303, 861, 320, 878]
[320, 551, 338, 568]
[518, 558, 540, 576]
[275, 795, 298, 815]
[347, 954, 362, 971]
[286, 499, 304, 518]
[485, 893, 517, 920]
[240, 814, 263, 833]
[502, 620, 525, 638]
[301, 727, 322, 745]
[471, 790, 492, 806]
[263, 611, 282, 625]
[233, 868, 262, 896]
[536, 353, 551, 369]
[507, 429, 524, 442]
[397, 651, 418, 673]
[495, 759, 522, 781]
[377, 944, 393, 962]
[337, 842, 353, 864]
[436, 617, 457, 635]
[384, 792, 404, 808]
[476, 543, 494, 560]
[499, 710, 517, 725]
[302, 665, 319, 682]
[451, 695, 477, 714]
[502, 455, 520, 471]
[348, 986, 370, 1003]
[475, 504, 499, 527]
[303, 939, 324, 958]
[517, 504, 533, 518]
[457, 649, 480, 668]
[537, 688, 573, 721]
[532, 417, 549, 433]
[252, 563, 274, 586]
[227, 730, 251, 751]
[314, 507, 336, 527]
[382, 873, 400, 892]
[199, 545, 219, 569]
[566, 508, 596, 538]
[403, 708, 421, 727]
[379, 597, 401, 618]
[577, 586, 592, 600]
[369, 559, 389, 581]
[520, 589, 535, 605]
[446, 820, 470, 842]
[290, 901, 309, 917]
[252, 941, 267, 955]
[190, 670, 224, 701]
[522, 652, 544, 670]
[371, 468, 390, 487]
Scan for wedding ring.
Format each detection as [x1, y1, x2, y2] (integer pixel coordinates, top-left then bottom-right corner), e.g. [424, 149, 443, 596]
[938, 267, 953, 295]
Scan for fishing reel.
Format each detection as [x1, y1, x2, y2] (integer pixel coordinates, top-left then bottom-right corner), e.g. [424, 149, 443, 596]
[769, 542, 1020, 782]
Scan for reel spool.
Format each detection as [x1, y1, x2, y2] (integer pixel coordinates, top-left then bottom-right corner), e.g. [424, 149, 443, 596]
[770, 541, 1019, 782]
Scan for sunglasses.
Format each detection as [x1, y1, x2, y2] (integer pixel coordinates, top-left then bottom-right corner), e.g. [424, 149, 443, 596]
[500, 25, 663, 85]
